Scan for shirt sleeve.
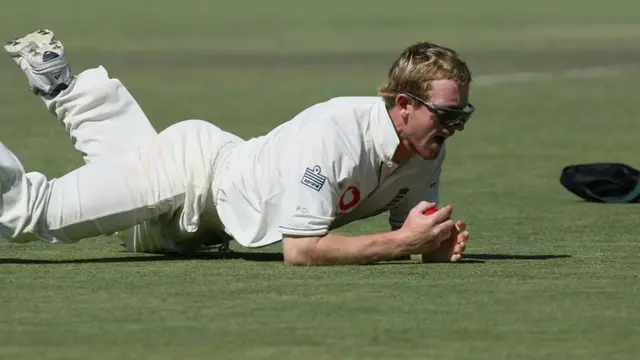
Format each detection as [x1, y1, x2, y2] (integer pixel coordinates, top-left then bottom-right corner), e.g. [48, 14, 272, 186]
[278, 125, 357, 237]
[388, 148, 445, 230]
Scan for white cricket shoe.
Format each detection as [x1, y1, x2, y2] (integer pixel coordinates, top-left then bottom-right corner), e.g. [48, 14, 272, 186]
[4, 29, 73, 97]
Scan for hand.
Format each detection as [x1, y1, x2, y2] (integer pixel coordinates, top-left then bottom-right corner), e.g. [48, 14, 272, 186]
[397, 201, 455, 254]
[420, 219, 470, 263]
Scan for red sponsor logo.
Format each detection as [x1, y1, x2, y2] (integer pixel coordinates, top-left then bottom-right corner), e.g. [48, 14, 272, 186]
[337, 186, 361, 214]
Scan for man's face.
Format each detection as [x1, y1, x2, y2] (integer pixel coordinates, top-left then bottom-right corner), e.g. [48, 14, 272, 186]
[401, 80, 471, 160]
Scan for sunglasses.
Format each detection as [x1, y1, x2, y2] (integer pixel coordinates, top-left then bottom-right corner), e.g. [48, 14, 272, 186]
[395, 90, 475, 128]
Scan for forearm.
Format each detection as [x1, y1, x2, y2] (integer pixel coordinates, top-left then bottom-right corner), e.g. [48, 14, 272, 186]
[316, 231, 410, 265]
[284, 231, 410, 266]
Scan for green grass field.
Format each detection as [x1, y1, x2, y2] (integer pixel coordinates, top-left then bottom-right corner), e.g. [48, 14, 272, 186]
[1, 0, 639, 359]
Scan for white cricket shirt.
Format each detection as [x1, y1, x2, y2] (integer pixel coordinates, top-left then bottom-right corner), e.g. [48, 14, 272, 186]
[216, 96, 445, 248]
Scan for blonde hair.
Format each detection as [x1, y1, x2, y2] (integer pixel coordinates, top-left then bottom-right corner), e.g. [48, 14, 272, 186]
[379, 41, 472, 107]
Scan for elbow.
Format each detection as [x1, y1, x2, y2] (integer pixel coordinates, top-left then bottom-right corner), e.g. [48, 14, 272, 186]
[283, 246, 316, 266]
[282, 236, 322, 266]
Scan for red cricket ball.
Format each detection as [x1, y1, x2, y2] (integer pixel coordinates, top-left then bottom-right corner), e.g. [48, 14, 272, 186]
[423, 207, 439, 216]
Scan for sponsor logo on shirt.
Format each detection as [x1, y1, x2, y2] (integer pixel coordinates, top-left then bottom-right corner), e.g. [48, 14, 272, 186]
[301, 165, 327, 191]
[337, 186, 361, 214]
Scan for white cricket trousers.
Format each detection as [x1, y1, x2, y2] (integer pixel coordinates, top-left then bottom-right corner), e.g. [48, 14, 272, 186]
[0, 66, 242, 252]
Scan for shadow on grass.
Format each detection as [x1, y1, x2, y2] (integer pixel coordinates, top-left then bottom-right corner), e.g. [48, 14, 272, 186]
[463, 254, 572, 261]
[0, 251, 284, 264]
[0, 252, 571, 265]
[378, 253, 572, 265]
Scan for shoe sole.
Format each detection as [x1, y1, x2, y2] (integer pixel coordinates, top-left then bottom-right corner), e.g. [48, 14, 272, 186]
[4, 29, 66, 74]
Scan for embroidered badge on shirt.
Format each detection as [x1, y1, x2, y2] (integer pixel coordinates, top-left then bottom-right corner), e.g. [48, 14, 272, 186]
[301, 165, 327, 191]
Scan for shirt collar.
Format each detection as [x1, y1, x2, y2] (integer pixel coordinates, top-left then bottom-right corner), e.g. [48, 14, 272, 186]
[370, 99, 401, 164]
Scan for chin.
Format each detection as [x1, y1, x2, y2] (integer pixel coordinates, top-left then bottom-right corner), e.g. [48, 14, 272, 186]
[415, 149, 440, 160]
[423, 151, 440, 160]
[423, 144, 443, 160]
[408, 139, 443, 160]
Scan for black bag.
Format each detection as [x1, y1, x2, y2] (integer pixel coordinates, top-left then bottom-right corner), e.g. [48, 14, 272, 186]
[560, 163, 640, 203]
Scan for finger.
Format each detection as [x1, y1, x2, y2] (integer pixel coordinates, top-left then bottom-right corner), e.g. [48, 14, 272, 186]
[458, 231, 469, 242]
[428, 205, 454, 224]
[453, 241, 466, 254]
[455, 220, 466, 232]
[412, 201, 436, 215]
[450, 253, 462, 262]
[432, 219, 455, 234]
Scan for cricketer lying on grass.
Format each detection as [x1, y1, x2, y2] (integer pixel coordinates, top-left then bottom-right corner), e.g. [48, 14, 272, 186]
[0, 29, 474, 265]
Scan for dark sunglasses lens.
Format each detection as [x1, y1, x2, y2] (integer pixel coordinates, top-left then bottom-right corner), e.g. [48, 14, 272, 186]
[439, 111, 468, 127]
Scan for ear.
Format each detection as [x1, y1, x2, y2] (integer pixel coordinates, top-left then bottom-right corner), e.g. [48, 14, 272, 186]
[394, 93, 414, 123]
[395, 93, 412, 111]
